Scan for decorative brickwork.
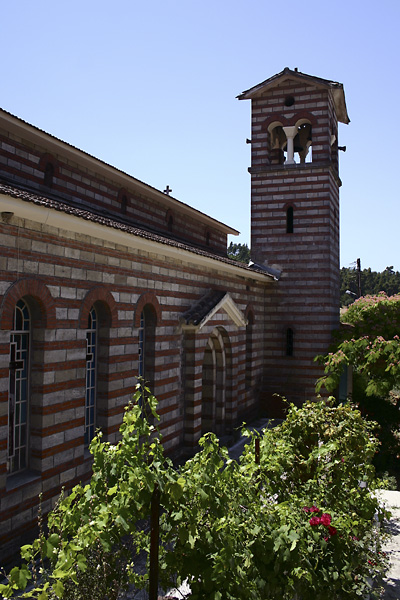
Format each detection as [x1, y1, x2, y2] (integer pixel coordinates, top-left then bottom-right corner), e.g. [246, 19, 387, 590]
[238, 67, 349, 409]
[0, 278, 56, 329]
[134, 291, 162, 328]
[0, 68, 349, 564]
[79, 286, 119, 329]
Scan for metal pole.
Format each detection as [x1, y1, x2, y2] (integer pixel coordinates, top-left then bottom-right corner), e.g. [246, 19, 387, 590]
[149, 483, 160, 600]
[357, 258, 362, 297]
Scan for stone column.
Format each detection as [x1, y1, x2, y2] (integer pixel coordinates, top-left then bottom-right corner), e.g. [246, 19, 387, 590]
[283, 126, 297, 165]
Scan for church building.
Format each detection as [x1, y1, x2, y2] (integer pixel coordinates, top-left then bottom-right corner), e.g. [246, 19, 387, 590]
[0, 68, 349, 561]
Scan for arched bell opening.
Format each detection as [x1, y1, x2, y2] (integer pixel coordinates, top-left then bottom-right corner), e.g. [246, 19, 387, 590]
[293, 120, 312, 164]
[268, 122, 286, 165]
[268, 120, 312, 165]
[283, 121, 312, 165]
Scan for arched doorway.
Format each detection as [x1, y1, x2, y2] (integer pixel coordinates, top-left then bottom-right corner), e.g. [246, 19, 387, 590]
[201, 328, 231, 436]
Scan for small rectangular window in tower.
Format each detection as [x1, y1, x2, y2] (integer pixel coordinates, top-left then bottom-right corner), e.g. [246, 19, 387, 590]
[286, 206, 294, 234]
[286, 328, 294, 356]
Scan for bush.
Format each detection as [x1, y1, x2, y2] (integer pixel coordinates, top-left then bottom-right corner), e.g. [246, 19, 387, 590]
[160, 399, 388, 600]
[0, 392, 389, 600]
[316, 293, 400, 485]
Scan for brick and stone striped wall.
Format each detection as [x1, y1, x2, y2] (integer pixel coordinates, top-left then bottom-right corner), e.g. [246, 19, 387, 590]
[246, 78, 342, 409]
[0, 208, 267, 562]
[0, 125, 227, 255]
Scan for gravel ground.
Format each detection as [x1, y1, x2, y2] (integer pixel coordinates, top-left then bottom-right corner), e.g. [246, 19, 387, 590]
[378, 490, 400, 599]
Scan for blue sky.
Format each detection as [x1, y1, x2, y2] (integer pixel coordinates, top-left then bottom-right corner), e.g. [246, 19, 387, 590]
[1, 0, 398, 271]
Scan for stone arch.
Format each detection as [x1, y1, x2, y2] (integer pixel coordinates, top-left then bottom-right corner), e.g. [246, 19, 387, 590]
[79, 287, 118, 329]
[134, 292, 162, 328]
[263, 116, 290, 132]
[0, 278, 56, 330]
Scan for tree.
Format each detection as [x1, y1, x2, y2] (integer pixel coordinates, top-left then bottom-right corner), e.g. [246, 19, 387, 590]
[0, 393, 389, 600]
[340, 266, 400, 306]
[227, 242, 250, 264]
[316, 293, 400, 483]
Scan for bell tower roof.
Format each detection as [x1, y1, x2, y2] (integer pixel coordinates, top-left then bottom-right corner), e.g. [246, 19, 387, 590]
[237, 67, 350, 124]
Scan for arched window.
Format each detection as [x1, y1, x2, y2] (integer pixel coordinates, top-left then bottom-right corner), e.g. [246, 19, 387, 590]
[245, 311, 254, 389]
[138, 310, 145, 381]
[167, 214, 174, 232]
[85, 306, 97, 446]
[286, 206, 294, 234]
[286, 328, 294, 357]
[206, 231, 211, 246]
[121, 195, 128, 214]
[8, 299, 30, 474]
[138, 304, 157, 393]
[44, 162, 54, 187]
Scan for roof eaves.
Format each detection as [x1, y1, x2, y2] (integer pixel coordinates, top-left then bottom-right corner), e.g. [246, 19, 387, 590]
[237, 68, 350, 125]
[0, 183, 275, 280]
[249, 262, 281, 281]
[0, 108, 239, 236]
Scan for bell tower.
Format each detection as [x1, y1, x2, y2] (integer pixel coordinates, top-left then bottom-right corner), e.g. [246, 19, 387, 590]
[238, 68, 349, 407]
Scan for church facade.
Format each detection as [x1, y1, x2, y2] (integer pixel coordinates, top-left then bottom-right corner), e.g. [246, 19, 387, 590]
[0, 68, 349, 561]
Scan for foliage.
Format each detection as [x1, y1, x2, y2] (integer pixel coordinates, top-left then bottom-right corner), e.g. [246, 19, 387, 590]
[227, 242, 251, 264]
[0, 384, 171, 599]
[0, 393, 389, 600]
[160, 399, 388, 600]
[316, 293, 400, 484]
[340, 265, 400, 306]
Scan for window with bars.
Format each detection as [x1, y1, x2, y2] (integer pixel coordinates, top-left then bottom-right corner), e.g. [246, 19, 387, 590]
[8, 299, 30, 474]
[138, 310, 145, 380]
[137, 305, 156, 398]
[85, 307, 97, 446]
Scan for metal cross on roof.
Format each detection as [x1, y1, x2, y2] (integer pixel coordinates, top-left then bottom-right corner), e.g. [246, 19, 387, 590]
[163, 185, 172, 195]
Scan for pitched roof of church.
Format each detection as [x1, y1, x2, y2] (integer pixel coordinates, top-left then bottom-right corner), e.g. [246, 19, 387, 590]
[0, 107, 239, 236]
[237, 67, 350, 124]
[0, 182, 275, 279]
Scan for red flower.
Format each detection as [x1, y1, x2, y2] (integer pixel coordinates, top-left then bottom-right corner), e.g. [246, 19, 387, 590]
[310, 506, 320, 513]
[302, 507, 310, 513]
[328, 525, 337, 536]
[321, 513, 332, 526]
[309, 516, 321, 526]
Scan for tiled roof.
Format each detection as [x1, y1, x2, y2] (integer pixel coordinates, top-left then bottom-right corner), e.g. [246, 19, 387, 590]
[0, 182, 274, 278]
[181, 290, 227, 326]
[0, 107, 239, 235]
[238, 67, 345, 98]
[237, 67, 350, 125]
